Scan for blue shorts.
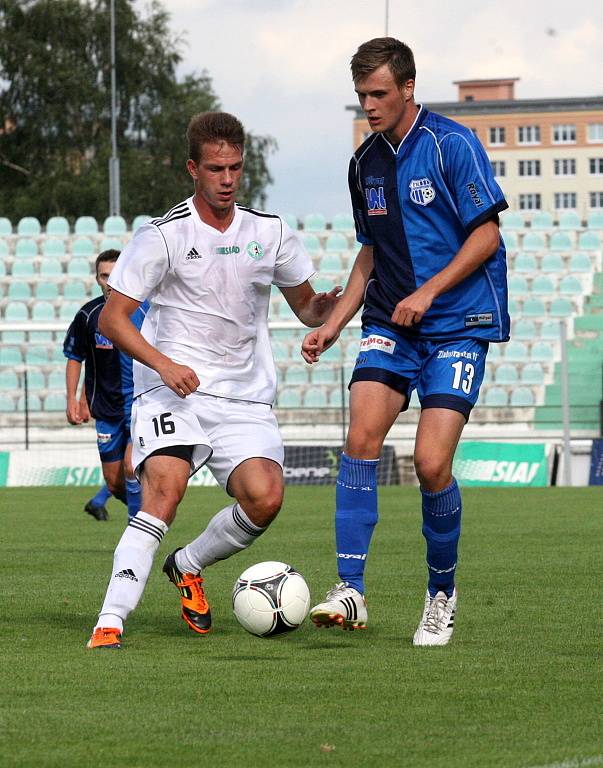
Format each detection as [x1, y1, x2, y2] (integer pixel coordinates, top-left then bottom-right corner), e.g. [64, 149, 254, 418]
[349, 324, 489, 420]
[95, 416, 132, 463]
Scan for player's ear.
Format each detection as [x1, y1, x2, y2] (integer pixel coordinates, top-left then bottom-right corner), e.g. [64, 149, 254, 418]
[401, 79, 415, 101]
[186, 158, 199, 180]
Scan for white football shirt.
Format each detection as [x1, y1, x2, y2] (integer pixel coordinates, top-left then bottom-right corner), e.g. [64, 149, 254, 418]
[108, 197, 315, 404]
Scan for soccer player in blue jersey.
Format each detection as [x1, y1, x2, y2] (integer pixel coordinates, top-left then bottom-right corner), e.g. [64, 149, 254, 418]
[64, 250, 147, 521]
[303, 38, 509, 645]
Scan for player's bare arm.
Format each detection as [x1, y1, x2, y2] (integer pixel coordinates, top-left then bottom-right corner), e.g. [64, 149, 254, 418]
[78, 385, 91, 423]
[280, 281, 343, 329]
[99, 290, 200, 398]
[301, 244, 374, 363]
[66, 358, 84, 424]
[391, 219, 500, 327]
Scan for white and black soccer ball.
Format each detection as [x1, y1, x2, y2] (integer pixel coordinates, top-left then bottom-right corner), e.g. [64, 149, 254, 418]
[232, 561, 311, 637]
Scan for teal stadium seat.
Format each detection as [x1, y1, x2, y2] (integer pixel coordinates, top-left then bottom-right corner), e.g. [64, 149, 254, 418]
[541, 252, 563, 272]
[47, 370, 65, 390]
[513, 319, 536, 340]
[74, 216, 99, 236]
[67, 258, 92, 278]
[522, 232, 545, 252]
[15, 238, 38, 259]
[586, 211, 603, 230]
[510, 387, 535, 407]
[4, 301, 29, 321]
[531, 275, 555, 295]
[59, 301, 82, 322]
[277, 387, 302, 407]
[50, 346, 65, 364]
[271, 341, 290, 362]
[577, 231, 600, 250]
[0, 370, 19, 390]
[0, 217, 12, 236]
[0, 346, 23, 365]
[17, 393, 42, 412]
[531, 211, 553, 230]
[558, 211, 580, 229]
[324, 232, 348, 252]
[312, 277, 333, 294]
[303, 213, 326, 232]
[132, 214, 152, 231]
[35, 283, 59, 301]
[302, 233, 321, 254]
[507, 297, 520, 316]
[25, 345, 49, 365]
[45, 216, 70, 237]
[303, 386, 328, 407]
[12, 260, 35, 278]
[521, 362, 544, 385]
[283, 364, 309, 387]
[504, 340, 528, 362]
[521, 296, 546, 317]
[42, 238, 67, 258]
[495, 363, 519, 385]
[43, 392, 67, 412]
[99, 238, 122, 252]
[319, 252, 343, 272]
[8, 281, 31, 301]
[508, 275, 529, 296]
[540, 320, 561, 340]
[513, 253, 537, 273]
[569, 252, 591, 272]
[63, 281, 87, 301]
[484, 386, 509, 407]
[0, 394, 15, 412]
[531, 341, 554, 361]
[103, 215, 127, 236]
[38, 258, 63, 278]
[71, 237, 95, 258]
[331, 212, 355, 232]
[549, 231, 572, 251]
[31, 302, 56, 323]
[281, 214, 298, 230]
[501, 211, 524, 230]
[26, 369, 46, 391]
[502, 231, 518, 250]
[549, 297, 573, 317]
[17, 216, 41, 236]
[310, 365, 338, 385]
[558, 275, 582, 295]
[328, 387, 343, 408]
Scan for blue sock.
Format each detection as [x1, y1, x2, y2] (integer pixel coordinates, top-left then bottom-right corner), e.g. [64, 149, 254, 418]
[89, 484, 111, 509]
[335, 453, 379, 594]
[126, 478, 142, 521]
[421, 478, 462, 598]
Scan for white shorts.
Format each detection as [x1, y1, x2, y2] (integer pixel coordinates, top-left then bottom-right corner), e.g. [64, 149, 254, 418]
[131, 387, 284, 491]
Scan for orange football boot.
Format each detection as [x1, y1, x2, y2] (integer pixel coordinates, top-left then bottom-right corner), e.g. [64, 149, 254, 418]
[163, 549, 212, 634]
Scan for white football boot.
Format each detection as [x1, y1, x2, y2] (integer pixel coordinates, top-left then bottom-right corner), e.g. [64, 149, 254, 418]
[413, 588, 457, 646]
[310, 582, 368, 630]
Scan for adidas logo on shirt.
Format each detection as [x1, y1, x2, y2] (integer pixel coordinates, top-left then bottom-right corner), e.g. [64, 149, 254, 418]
[185, 247, 202, 260]
[115, 568, 138, 581]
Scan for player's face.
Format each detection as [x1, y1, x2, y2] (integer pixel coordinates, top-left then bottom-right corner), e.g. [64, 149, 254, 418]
[96, 259, 116, 300]
[187, 141, 244, 214]
[355, 64, 415, 142]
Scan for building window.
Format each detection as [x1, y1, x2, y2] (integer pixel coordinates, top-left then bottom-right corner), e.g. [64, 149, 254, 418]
[519, 194, 541, 210]
[491, 160, 506, 178]
[587, 124, 603, 143]
[552, 124, 576, 144]
[489, 127, 505, 145]
[554, 158, 576, 176]
[554, 192, 577, 210]
[518, 160, 541, 177]
[590, 192, 603, 209]
[589, 158, 603, 175]
[518, 125, 541, 144]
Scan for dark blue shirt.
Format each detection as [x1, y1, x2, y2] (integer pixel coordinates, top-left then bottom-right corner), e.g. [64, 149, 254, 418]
[349, 106, 510, 342]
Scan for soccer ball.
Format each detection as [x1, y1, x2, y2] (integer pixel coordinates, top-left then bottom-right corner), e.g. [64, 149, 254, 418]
[232, 561, 311, 637]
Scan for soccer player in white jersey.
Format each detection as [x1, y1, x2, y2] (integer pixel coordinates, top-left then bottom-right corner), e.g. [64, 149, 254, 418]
[87, 111, 340, 649]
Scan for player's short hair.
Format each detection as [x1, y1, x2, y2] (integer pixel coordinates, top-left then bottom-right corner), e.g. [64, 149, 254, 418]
[351, 37, 416, 87]
[95, 249, 120, 275]
[187, 111, 245, 164]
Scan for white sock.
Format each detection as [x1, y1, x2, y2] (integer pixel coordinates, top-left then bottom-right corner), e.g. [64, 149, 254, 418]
[95, 511, 169, 631]
[175, 503, 264, 573]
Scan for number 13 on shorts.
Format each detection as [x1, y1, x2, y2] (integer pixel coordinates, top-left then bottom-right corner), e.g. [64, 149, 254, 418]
[451, 360, 475, 394]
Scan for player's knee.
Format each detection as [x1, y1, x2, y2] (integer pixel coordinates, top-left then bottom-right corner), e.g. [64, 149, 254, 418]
[414, 452, 452, 492]
[241, 486, 283, 528]
[346, 429, 383, 459]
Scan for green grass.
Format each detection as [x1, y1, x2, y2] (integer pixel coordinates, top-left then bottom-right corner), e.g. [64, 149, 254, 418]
[1, 486, 601, 768]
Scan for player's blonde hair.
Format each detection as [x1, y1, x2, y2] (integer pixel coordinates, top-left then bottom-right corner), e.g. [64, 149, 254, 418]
[187, 111, 245, 164]
[351, 37, 416, 87]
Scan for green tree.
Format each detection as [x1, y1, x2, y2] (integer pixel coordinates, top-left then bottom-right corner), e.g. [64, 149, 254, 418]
[0, 0, 276, 222]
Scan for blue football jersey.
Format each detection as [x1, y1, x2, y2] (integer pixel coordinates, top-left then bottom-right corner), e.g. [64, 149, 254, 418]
[349, 106, 510, 342]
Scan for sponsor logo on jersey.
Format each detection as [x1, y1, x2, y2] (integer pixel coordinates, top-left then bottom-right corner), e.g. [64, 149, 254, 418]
[464, 312, 493, 327]
[365, 185, 387, 215]
[214, 245, 240, 255]
[185, 246, 203, 260]
[246, 241, 264, 260]
[437, 349, 480, 361]
[337, 552, 367, 560]
[466, 182, 484, 208]
[97, 432, 112, 444]
[409, 178, 436, 206]
[365, 175, 384, 186]
[360, 334, 396, 354]
[94, 332, 113, 349]
[139, 436, 145, 447]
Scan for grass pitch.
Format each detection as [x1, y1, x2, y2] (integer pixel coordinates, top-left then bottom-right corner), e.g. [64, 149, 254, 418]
[1, 485, 601, 768]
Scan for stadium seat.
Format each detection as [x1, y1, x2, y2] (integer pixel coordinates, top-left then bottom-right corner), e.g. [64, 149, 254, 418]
[71, 237, 95, 258]
[549, 297, 573, 317]
[8, 281, 31, 301]
[42, 238, 67, 258]
[103, 215, 127, 236]
[510, 387, 535, 407]
[15, 238, 38, 259]
[531, 211, 553, 230]
[540, 320, 561, 340]
[577, 231, 600, 250]
[11, 259, 35, 278]
[302, 233, 321, 254]
[586, 211, 603, 230]
[38, 258, 63, 278]
[74, 216, 99, 236]
[508, 275, 529, 296]
[521, 362, 544, 385]
[303, 386, 328, 407]
[277, 387, 302, 407]
[35, 282, 59, 301]
[283, 364, 309, 386]
[0, 393, 15, 412]
[0, 370, 19, 390]
[331, 212, 355, 232]
[63, 281, 87, 301]
[50, 346, 65, 364]
[319, 252, 343, 272]
[541, 252, 563, 272]
[501, 211, 524, 230]
[4, 301, 29, 322]
[303, 213, 327, 232]
[273, 298, 296, 320]
[328, 386, 344, 408]
[531, 341, 555, 361]
[26, 369, 46, 391]
[132, 214, 152, 232]
[531, 275, 555, 295]
[504, 340, 528, 362]
[67, 258, 92, 278]
[324, 232, 348, 252]
[495, 363, 519, 385]
[558, 211, 580, 229]
[522, 232, 545, 251]
[47, 370, 65, 390]
[513, 319, 536, 340]
[483, 386, 509, 407]
[271, 341, 290, 362]
[558, 275, 583, 296]
[0, 346, 23, 365]
[310, 365, 338, 385]
[513, 253, 537, 273]
[99, 237, 122, 252]
[0, 217, 12, 236]
[318, 343, 343, 364]
[25, 345, 49, 365]
[17, 216, 41, 236]
[507, 296, 519, 316]
[521, 296, 546, 317]
[59, 301, 82, 322]
[45, 216, 70, 237]
[501, 231, 518, 250]
[31, 301, 56, 323]
[549, 232, 572, 252]
[43, 392, 67, 412]
[16, 393, 42, 412]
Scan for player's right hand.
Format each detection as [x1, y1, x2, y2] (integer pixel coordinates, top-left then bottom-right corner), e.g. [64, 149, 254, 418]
[301, 325, 339, 364]
[157, 360, 200, 398]
[66, 400, 83, 425]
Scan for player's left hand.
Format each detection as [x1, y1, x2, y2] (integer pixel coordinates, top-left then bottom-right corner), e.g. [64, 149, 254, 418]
[391, 285, 435, 327]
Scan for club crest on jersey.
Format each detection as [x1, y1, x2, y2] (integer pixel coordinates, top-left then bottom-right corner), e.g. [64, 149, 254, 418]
[246, 241, 264, 260]
[95, 332, 113, 349]
[365, 185, 387, 216]
[409, 178, 436, 206]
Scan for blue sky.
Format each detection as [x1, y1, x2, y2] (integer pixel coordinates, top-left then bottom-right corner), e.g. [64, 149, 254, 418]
[137, 0, 603, 219]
